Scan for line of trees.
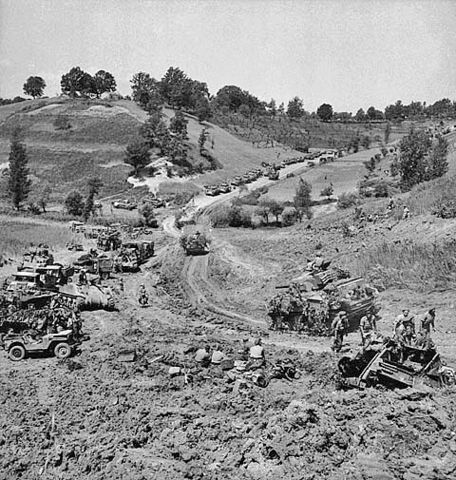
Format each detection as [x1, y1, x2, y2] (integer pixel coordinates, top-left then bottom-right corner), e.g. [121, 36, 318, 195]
[60, 67, 117, 98]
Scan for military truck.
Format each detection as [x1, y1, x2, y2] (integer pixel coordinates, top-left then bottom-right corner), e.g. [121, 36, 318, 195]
[267, 274, 378, 336]
[114, 241, 154, 271]
[97, 230, 121, 251]
[181, 232, 209, 256]
[122, 241, 154, 263]
[74, 253, 113, 279]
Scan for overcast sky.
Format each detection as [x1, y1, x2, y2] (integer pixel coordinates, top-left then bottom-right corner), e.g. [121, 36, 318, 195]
[0, 0, 455, 112]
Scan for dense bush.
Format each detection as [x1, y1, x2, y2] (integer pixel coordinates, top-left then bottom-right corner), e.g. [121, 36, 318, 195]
[210, 205, 252, 228]
[337, 192, 361, 209]
[282, 207, 297, 226]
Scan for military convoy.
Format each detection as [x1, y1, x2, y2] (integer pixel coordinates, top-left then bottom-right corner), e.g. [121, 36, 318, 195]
[267, 260, 378, 336]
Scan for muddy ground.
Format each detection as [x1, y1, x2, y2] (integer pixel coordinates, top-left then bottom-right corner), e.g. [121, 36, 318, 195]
[2, 190, 456, 479]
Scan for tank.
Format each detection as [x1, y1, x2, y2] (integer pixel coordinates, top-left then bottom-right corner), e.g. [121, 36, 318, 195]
[181, 232, 209, 256]
[267, 274, 379, 336]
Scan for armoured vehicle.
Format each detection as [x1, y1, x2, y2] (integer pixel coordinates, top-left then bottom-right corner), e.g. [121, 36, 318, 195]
[338, 340, 456, 389]
[115, 241, 154, 271]
[268, 169, 279, 180]
[231, 176, 244, 186]
[181, 232, 209, 256]
[218, 183, 231, 194]
[113, 199, 137, 210]
[2, 330, 80, 361]
[267, 272, 378, 336]
[19, 245, 54, 270]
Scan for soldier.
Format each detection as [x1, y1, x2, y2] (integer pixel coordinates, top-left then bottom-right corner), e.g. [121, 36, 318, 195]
[394, 309, 415, 337]
[195, 344, 211, 367]
[332, 311, 347, 353]
[78, 268, 88, 286]
[359, 310, 377, 347]
[248, 338, 265, 369]
[119, 277, 124, 292]
[420, 308, 436, 337]
[402, 206, 410, 220]
[138, 283, 149, 307]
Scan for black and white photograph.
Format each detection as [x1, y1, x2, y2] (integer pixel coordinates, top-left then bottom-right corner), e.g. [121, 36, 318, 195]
[0, 0, 456, 478]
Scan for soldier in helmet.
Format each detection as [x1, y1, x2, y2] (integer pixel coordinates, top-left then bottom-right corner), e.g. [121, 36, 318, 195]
[332, 311, 348, 353]
[138, 283, 149, 307]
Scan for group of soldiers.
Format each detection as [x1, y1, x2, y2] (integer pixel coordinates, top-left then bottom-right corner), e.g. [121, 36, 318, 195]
[1, 300, 83, 341]
[331, 306, 437, 354]
[194, 337, 266, 371]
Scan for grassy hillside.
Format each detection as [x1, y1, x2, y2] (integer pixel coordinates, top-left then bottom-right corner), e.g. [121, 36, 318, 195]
[0, 98, 139, 202]
[212, 110, 422, 151]
[0, 98, 307, 203]
[120, 102, 305, 185]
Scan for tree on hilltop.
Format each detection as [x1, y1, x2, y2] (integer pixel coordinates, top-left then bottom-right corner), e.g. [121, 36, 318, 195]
[61, 67, 93, 98]
[23, 76, 46, 99]
[317, 103, 333, 122]
[355, 108, 366, 122]
[8, 130, 31, 210]
[93, 70, 116, 98]
[130, 72, 162, 110]
[287, 97, 305, 119]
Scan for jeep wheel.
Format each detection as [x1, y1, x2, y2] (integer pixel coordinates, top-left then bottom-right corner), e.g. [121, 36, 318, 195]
[8, 345, 26, 361]
[54, 343, 72, 359]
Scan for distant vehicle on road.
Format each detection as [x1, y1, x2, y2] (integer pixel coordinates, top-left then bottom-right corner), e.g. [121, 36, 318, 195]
[113, 200, 137, 210]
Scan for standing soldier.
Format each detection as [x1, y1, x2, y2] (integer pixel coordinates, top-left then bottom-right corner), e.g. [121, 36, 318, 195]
[421, 308, 436, 338]
[359, 310, 377, 347]
[119, 277, 124, 293]
[138, 283, 149, 307]
[332, 311, 347, 353]
[78, 268, 88, 286]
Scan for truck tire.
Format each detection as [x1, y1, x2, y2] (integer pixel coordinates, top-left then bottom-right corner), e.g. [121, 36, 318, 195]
[8, 345, 26, 361]
[54, 342, 72, 359]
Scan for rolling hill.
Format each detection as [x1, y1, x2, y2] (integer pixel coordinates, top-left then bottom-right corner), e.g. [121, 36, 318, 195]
[0, 97, 305, 204]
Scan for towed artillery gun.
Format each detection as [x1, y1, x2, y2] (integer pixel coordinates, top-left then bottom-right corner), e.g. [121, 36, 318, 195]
[338, 339, 456, 389]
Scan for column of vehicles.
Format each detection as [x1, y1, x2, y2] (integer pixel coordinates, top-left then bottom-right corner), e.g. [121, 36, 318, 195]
[111, 196, 166, 211]
[202, 150, 337, 196]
